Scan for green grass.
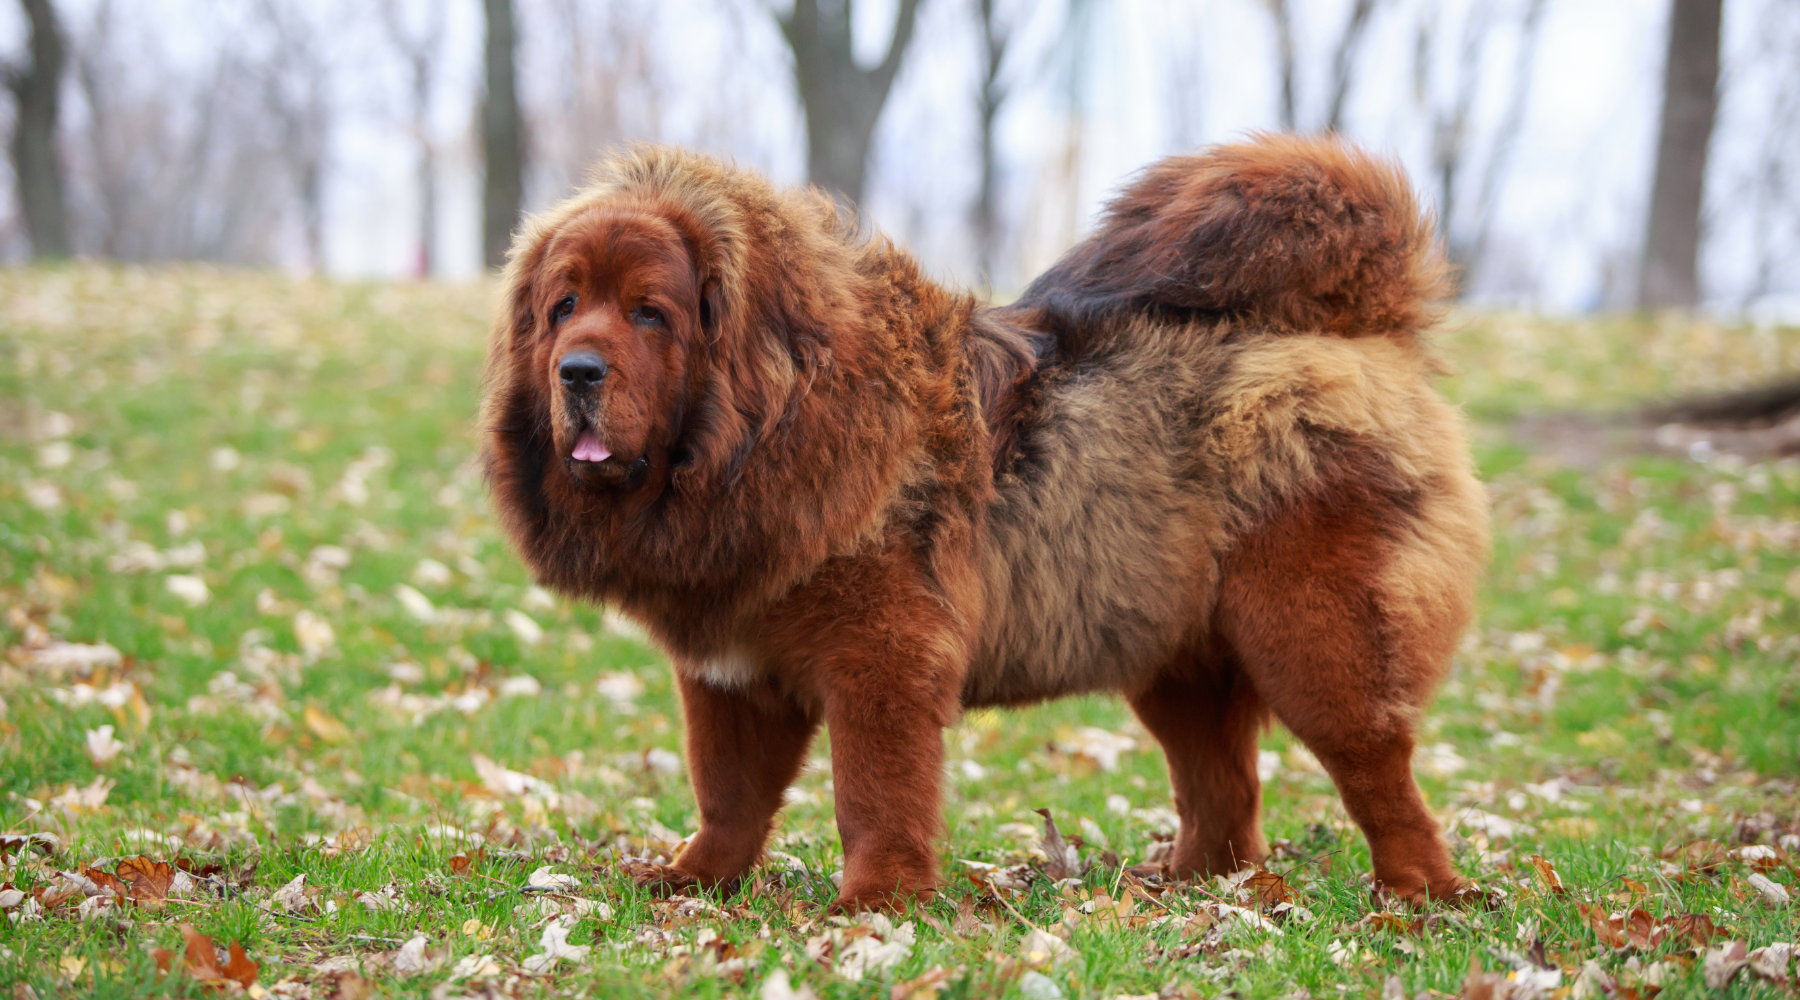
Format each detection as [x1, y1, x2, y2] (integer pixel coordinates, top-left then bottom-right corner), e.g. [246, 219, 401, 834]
[1, 265, 1798, 998]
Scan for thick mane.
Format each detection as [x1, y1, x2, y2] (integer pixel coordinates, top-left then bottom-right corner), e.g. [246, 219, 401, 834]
[480, 146, 981, 650]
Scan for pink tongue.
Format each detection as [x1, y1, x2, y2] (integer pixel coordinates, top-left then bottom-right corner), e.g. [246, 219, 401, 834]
[572, 431, 611, 463]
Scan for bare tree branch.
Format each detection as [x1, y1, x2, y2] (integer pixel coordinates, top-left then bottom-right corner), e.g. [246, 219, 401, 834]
[1260, 0, 1296, 131]
[775, 0, 929, 205]
[1324, 0, 1380, 134]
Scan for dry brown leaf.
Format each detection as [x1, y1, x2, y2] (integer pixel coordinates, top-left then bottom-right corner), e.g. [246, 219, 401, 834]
[1576, 901, 1627, 949]
[0, 832, 59, 858]
[181, 924, 226, 981]
[448, 849, 483, 878]
[79, 866, 129, 900]
[178, 923, 260, 989]
[951, 894, 993, 937]
[35, 881, 82, 910]
[175, 857, 223, 879]
[1245, 869, 1294, 907]
[1664, 912, 1722, 947]
[303, 704, 351, 743]
[1615, 877, 1650, 900]
[891, 965, 954, 1000]
[1624, 907, 1663, 951]
[117, 856, 176, 903]
[1034, 809, 1078, 881]
[1358, 911, 1414, 934]
[1525, 855, 1566, 894]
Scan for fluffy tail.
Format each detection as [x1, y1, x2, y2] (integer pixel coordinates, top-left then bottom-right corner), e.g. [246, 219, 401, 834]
[1016, 133, 1451, 338]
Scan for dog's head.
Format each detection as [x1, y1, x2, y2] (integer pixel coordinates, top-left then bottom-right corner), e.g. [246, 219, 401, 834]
[484, 149, 820, 511]
[525, 206, 710, 490]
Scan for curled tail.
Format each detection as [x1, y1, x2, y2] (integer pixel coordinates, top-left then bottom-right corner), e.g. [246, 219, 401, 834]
[1017, 133, 1451, 338]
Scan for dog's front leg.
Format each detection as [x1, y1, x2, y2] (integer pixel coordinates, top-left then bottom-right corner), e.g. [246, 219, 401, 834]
[643, 671, 817, 897]
[819, 644, 959, 913]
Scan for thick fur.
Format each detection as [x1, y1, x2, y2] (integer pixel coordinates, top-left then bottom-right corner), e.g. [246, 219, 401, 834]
[482, 134, 1489, 910]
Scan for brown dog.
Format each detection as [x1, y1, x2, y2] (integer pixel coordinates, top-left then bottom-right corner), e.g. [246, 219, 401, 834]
[482, 134, 1489, 911]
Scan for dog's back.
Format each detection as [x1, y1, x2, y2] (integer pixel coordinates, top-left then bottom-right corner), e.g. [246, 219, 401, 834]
[964, 135, 1486, 712]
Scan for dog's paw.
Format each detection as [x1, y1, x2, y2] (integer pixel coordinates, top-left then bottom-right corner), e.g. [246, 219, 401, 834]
[1371, 875, 1478, 909]
[826, 885, 937, 916]
[623, 859, 702, 897]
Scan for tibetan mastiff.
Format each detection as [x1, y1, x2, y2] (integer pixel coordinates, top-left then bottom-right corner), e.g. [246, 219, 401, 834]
[482, 134, 1488, 911]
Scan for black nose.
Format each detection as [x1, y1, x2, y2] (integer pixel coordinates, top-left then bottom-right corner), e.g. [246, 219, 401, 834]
[558, 351, 608, 391]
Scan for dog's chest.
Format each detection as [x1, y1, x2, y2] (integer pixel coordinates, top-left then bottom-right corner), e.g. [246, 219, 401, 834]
[682, 646, 762, 690]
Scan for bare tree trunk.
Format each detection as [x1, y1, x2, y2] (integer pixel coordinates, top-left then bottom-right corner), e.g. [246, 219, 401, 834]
[252, 0, 330, 272]
[1421, 4, 1493, 281]
[7, 0, 72, 259]
[777, 0, 924, 206]
[974, 0, 1011, 283]
[382, 0, 444, 279]
[483, 0, 523, 269]
[1324, 0, 1380, 133]
[1638, 0, 1722, 310]
[1462, 0, 1547, 282]
[1263, 0, 1296, 131]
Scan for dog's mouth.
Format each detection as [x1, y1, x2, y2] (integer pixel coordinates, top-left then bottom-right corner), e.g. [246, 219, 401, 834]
[566, 426, 647, 488]
[572, 429, 612, 464]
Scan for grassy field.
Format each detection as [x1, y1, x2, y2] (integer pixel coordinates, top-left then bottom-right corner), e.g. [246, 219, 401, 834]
[1, 264, 1798, 999]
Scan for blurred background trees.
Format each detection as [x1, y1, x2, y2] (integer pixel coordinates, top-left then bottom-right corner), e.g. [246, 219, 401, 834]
[0, 0, 1797, 316]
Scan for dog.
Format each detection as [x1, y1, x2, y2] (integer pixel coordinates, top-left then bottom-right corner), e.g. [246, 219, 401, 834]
[481, 133, 1489, 911]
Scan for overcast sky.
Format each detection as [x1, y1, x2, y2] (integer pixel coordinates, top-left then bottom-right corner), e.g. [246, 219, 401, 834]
[3, 0, 1796, 315]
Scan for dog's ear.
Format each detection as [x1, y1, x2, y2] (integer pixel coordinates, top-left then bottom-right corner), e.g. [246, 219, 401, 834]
[481, 211, 565, 438]
[698, 276, 723, 343]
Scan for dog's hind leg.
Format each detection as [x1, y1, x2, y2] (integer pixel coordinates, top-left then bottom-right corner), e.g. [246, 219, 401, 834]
[1218, 482, 1477, 904]
[1127, 664, 1269, 879]
[650, 672, 817, 896]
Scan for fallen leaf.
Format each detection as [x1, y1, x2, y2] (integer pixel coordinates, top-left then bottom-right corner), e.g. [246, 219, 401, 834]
[448, 954, 501, 980]
[1703, 941, 1750, 989]
[332, 973, 376, 1000]
[527, 865, 580, 890]
[0, 832, 60, 857]
[1576, 902, 1626, 949]
[85, 725, 125, 765]
[271, 873, 309, 912]
[221, 942, 259, 989]
[1019, 927, 1077, 969]
[303, 705, 350, 744]
[1664, 912, 1722, 947]
[521, 916, 590, 974]
[1623, 908, 1663, 951]
[79, 865, 129, 900]
[1525, 855, 1566, 894]
[391, 934, 439, 976]
[1747, 872, 1791, 906]
[762, 969, 820, 1000]
[1035, 809, 1079, 881]
[1749, 943, 1794, 985]
[1357, 911, 1414, 934]
[117, 856, 176, 903]
[1245, 869, 1294, 907]
[891, 964, 953, 1000]
[177, 923, 259, 988]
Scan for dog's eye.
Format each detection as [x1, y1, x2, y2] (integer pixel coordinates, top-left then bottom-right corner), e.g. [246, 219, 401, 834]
[631, 305, 663, 328]
[551, 295, 577, 326]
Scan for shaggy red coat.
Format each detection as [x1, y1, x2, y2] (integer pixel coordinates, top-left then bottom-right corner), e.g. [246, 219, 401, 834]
[482, 134, 1489, 911]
